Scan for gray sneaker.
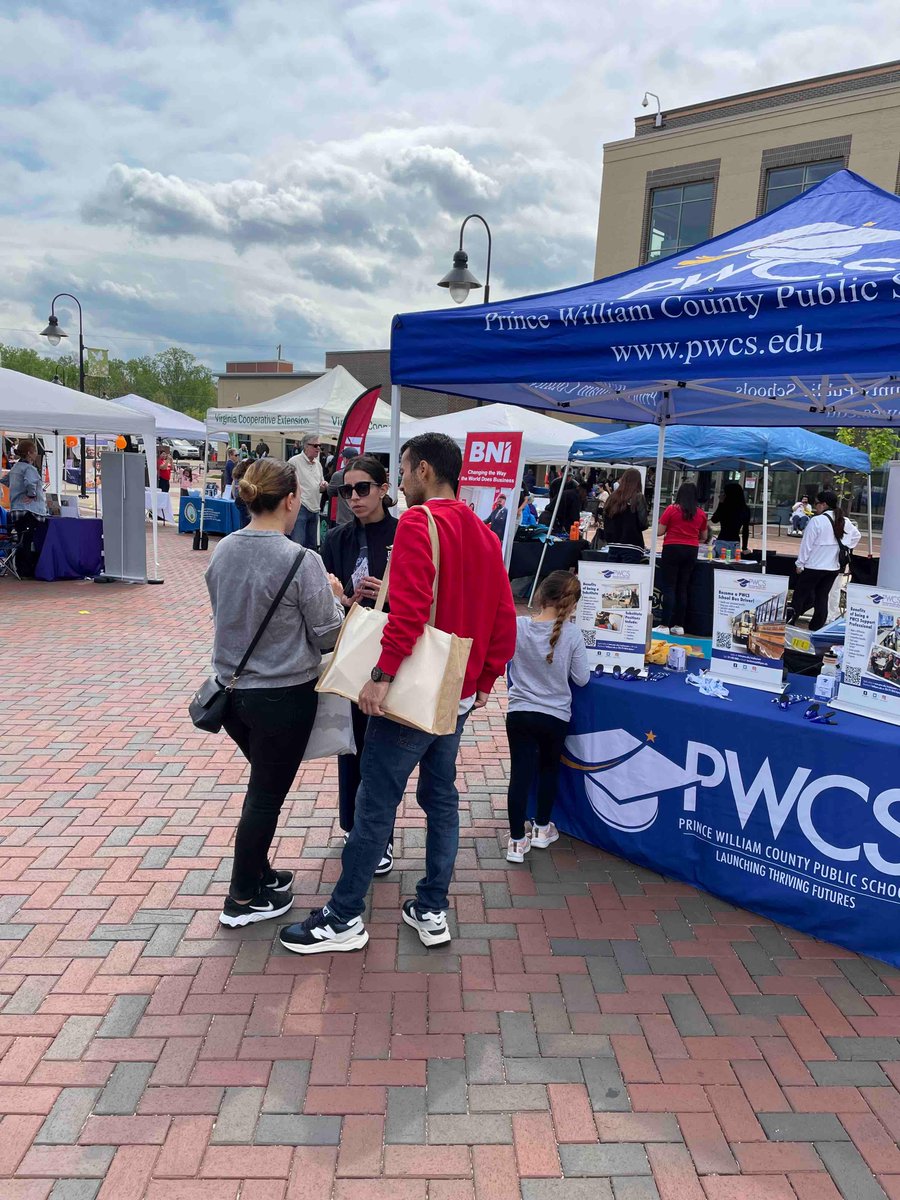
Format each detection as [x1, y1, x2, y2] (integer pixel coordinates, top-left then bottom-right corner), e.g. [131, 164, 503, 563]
[401, 898, 451, 947]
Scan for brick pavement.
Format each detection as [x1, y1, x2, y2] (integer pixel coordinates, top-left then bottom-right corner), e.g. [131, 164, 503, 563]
[2, 526, 899, 1200]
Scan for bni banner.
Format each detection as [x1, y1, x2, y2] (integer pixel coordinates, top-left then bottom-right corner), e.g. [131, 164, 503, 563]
[575, 560, 651, 672]
[835, 583, 900, 727]
[710, 569, 788, 693]
[458, 431, 524, 568]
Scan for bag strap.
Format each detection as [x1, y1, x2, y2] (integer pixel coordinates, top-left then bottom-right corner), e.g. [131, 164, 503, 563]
[374, 504, 440, 625]
[228, 548, 306, 687]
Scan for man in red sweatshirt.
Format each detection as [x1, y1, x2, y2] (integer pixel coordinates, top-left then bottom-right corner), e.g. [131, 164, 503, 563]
[281, 432, 517, 954]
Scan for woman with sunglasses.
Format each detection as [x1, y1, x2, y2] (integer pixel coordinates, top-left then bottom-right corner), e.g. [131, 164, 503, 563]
[321, 455, 399, 873]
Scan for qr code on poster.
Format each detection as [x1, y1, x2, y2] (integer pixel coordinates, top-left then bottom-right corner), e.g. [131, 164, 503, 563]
[844, 666, 861, 685]
[715, 632, 732, 650]
[583, 630, 596, 648]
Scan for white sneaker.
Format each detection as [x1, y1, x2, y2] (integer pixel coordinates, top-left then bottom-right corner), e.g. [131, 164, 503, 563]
[655, 625, 670, 635]
[506, 835, 531, 863]
[401, 899, 451, 947]
[671, 625, 685, 636]
[530, 822, 560, 849]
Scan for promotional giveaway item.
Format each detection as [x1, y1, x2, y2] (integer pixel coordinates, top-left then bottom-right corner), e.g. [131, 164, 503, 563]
[317, 506, 473, 736]
[457, 430, 524, 569]
[834, 583, 900, 727]
[710, 570, 788, 694]
[576, 560, 652, 673]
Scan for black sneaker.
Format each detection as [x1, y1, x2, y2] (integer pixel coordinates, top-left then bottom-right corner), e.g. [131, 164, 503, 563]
[278, 905, 369, 955]
[374, 842, 394, 877]
[401, 898, 451, 947]
[219, 886, 294, 928]
[263, 869, 294, 893]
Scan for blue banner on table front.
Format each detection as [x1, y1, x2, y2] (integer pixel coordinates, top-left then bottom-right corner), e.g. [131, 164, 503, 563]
[555, 673, 900, 968]
[178, 496, 239, 536]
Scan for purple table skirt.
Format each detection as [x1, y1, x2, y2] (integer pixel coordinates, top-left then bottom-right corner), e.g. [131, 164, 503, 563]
[34, 518, 104, 581]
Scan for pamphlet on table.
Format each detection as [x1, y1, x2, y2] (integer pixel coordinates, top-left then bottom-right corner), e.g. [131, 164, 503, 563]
[835, 583, 900, 727]
[709, 569, 788, 694]
[575, 561, 651, 672]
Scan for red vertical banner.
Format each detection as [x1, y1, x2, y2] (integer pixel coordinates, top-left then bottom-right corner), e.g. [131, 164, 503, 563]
[330, 386, 382, 520]
[457, 431, 525, 569]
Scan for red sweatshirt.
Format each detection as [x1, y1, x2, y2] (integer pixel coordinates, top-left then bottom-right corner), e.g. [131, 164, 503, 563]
[377, 498, 517, 699]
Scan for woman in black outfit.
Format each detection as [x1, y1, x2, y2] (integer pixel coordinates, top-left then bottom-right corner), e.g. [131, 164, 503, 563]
[601, 468, 649, 548]
[711, 482, 750, 555]
[321, 456, 398, 875]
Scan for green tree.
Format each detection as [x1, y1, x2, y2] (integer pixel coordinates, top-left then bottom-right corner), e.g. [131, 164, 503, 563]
[0, 342, 216, 419]
[837, 427, 899, 469]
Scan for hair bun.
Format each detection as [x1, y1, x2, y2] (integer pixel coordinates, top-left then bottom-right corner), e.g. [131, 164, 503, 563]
[239, 480, 259, 501]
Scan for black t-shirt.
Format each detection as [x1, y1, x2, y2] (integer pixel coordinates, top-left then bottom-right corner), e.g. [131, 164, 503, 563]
[322, 514, 397, 608]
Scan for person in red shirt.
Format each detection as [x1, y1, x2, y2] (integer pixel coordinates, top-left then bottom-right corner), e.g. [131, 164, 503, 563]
[656, 482, 708, 635]
[156, 446, 174, 493]
[281, 432, 517, 955]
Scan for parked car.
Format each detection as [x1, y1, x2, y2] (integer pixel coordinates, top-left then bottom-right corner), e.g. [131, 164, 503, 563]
[165, 438, 201, 460]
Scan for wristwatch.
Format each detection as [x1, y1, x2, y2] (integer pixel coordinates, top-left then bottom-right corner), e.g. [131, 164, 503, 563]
[370, 666, 395, 684]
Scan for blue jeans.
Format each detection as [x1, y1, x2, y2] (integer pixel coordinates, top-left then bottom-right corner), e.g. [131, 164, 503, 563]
[329, 711, 469, 920]
[292, 507, 319, 549]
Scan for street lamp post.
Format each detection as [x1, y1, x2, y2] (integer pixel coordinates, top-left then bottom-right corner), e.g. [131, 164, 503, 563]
[41, 293, 87, 498]
[438, 213, 492, 304]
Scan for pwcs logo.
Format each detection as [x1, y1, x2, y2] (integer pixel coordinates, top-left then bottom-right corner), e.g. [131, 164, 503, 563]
[623, 220, 900, 297]
[602, 569, 631, 580]
[183, 501, 198, 524]
[564, 727, 900, 878]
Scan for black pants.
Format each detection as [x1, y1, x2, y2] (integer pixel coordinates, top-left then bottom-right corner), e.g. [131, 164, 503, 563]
[506, 710, 570, 840]
[222, 681, 318, 900]
[660, 543, 697, 628]
[791, 568, 839, 631]
[11, 513, 43, 579]
[338, 702, 395, 848]
[157, 477, 170, 493]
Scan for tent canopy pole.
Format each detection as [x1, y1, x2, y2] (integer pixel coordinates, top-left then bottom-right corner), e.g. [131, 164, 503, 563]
[867, 473, 874, 556]
[389, 385, 401, 499]
[529, 461, 570, 609]
[761, 461, 769, 574]
[647, 404, 668, 629]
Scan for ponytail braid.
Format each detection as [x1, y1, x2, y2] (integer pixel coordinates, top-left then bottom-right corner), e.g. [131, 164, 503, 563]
[541, 571, 582, 664]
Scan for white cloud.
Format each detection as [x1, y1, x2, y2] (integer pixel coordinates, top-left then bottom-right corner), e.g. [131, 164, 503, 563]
[0, 0, 896, 371]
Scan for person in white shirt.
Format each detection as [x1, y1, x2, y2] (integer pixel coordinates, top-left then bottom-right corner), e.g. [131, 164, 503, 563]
[287, 434, 326, 548]
[791, 490, 860, 630]
[789, 496, 812, 535]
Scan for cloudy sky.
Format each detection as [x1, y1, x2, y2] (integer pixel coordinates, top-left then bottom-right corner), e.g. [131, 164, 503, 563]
[0, 0, 896, 373]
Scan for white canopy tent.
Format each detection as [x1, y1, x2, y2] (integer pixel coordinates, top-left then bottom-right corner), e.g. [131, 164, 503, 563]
[207, 365, 401, 440]
[365, 402, 602, 466]
[111, 393, 228, 442]
[0, 368, 160, 581]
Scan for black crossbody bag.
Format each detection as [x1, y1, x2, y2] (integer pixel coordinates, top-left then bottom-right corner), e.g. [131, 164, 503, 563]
[189, 549, 305, 733]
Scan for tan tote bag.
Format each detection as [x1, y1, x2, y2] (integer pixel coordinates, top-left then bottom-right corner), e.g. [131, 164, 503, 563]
[316, 506, 473, 736]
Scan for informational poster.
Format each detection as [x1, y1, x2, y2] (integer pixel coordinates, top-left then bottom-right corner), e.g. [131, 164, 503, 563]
[710, 569, 788, 693]
[575, 561, 651, 672]
[458, 431, 524, 568]
[834, 583, 900, 727]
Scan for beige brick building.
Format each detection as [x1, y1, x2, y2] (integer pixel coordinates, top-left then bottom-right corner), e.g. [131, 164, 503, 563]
[595, 60, 900, 278]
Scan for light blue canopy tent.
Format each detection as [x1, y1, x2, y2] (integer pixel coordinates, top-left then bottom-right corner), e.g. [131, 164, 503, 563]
[568, 425, 873, 571]
[386, 169, 900, 598]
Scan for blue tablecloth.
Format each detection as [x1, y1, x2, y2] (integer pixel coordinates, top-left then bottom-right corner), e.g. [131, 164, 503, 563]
[34, 518, 104, 581]
[178, 495, 240, 536]
[557, 665, 900, 967]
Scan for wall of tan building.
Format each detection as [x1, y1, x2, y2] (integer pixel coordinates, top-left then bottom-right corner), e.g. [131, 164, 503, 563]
[215, 373, 320, 409]
[595, 78, 900, 278]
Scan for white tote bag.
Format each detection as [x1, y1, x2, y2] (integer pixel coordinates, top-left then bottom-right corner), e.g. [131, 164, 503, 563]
[316, 507, 472, 736]
[301, 655, 356, 761]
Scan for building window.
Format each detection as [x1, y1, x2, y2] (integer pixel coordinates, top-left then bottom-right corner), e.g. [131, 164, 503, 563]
[644, 180, 714, 262]
[762, 159, 844, 213]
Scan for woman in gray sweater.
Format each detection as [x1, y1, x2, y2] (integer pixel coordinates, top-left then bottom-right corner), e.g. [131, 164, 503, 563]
[205, 457, 344, 928]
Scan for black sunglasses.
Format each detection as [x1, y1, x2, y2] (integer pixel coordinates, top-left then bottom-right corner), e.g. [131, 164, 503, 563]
[338, 481, 375, 499]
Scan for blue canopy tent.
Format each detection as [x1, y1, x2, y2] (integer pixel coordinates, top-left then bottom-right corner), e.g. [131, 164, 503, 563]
[387, 168, 900, 597]
[568, 425, 873, 572]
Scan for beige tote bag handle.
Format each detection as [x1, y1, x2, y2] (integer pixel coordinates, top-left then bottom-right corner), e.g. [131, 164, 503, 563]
[373, 505, 440, 626]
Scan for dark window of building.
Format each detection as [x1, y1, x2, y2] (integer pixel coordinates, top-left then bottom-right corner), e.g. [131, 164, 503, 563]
[762, 158, 844, 213]
[644, 180, 714, 261]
